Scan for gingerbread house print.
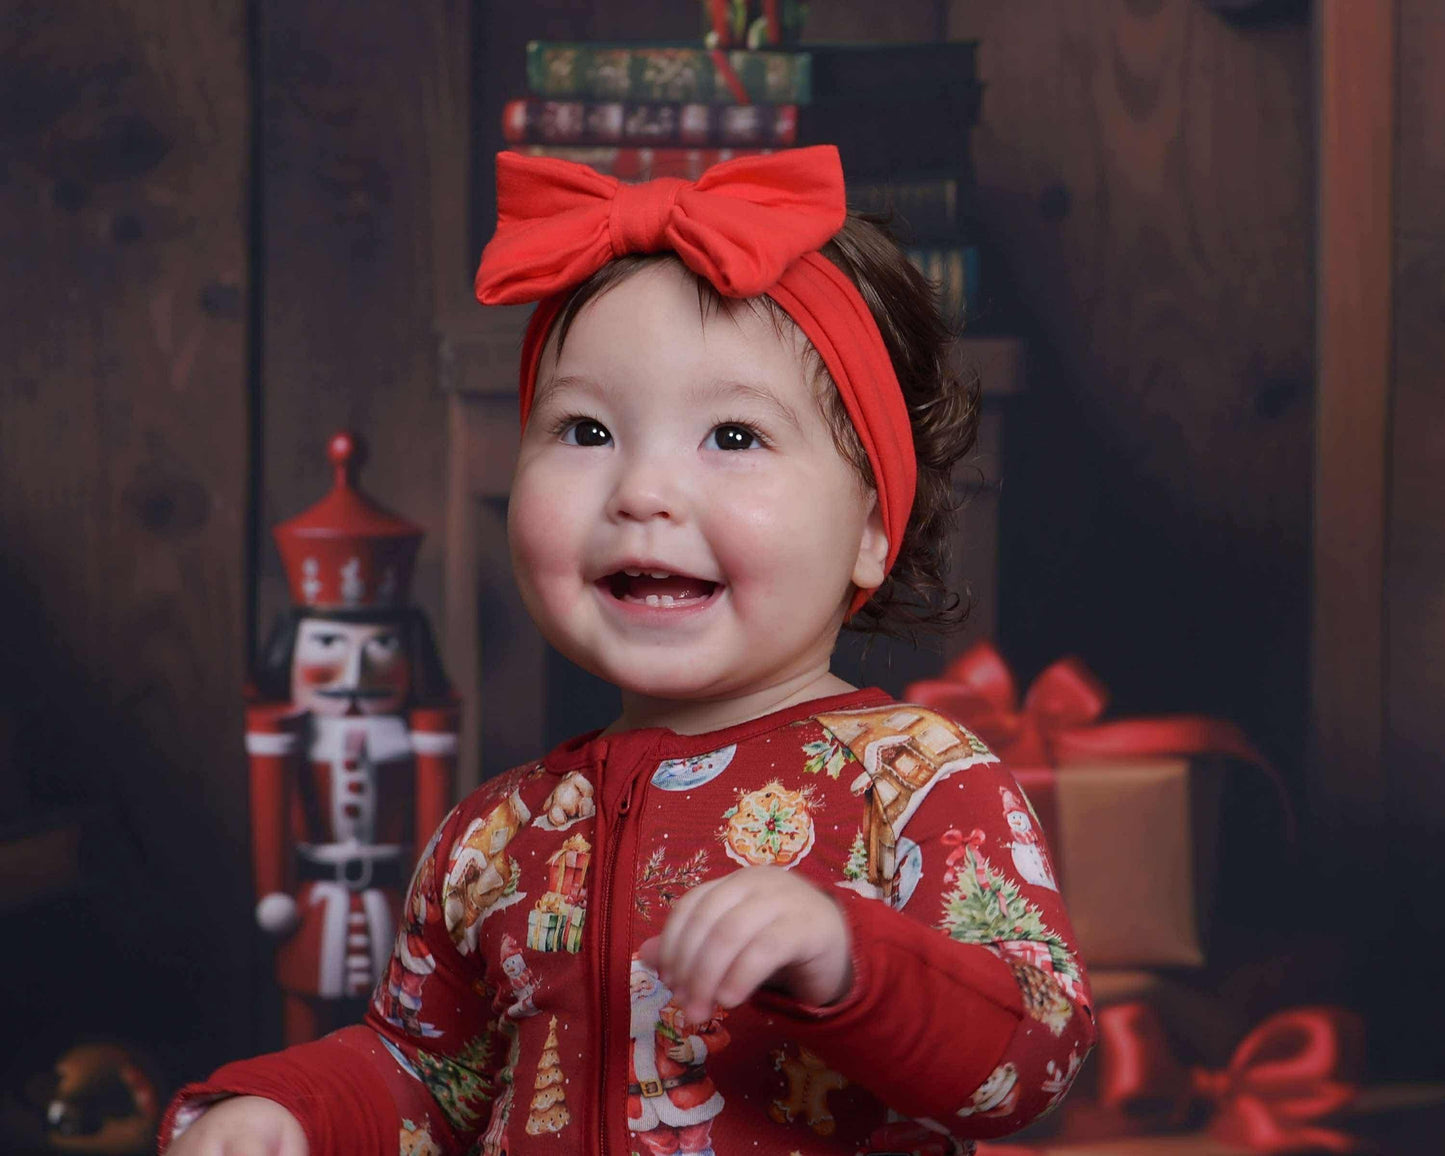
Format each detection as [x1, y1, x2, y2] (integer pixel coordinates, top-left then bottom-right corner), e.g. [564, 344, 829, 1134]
[816, 706, 996, 903]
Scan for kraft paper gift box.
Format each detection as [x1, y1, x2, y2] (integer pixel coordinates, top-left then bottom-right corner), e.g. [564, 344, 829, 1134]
[1013, 758, 1226, 968]
[906, 643, 1282, 970]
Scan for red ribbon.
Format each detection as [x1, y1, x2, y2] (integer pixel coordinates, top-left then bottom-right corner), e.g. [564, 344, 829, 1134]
[904, 642, 1294, 838]
[476, 147, 844, 306]
[1098, 1002, 1363, 1153]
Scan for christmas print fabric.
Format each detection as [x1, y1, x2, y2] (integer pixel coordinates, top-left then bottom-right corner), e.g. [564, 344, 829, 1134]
[162, 688, 1094, 1155]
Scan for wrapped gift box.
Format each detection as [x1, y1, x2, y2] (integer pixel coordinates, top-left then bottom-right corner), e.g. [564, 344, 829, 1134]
[906, 643, 1283, 970]
[1007, 980, 1369, 1153]
[1015, 758, 1225, 968]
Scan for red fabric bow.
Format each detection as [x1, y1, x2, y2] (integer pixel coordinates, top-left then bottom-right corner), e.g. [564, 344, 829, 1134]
[906, 641, 1280, 787]
[472, 146, 917, 617]
[1099, 1002, 1363, 1153]
[475, 147, 847, 305]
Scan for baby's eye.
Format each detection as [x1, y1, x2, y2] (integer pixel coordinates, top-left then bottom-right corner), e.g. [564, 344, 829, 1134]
[709, 423, 760, 451]
[560, 418, 612, 447]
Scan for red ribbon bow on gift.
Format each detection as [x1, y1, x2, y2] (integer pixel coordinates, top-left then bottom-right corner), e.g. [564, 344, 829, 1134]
[475, 146, 847, 305]
[1098, 1001, 1364, 1153]
[905, 641, 1293, 837]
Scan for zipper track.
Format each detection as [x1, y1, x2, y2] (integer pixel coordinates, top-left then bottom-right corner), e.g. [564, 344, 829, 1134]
[597, 773, 633, 1156]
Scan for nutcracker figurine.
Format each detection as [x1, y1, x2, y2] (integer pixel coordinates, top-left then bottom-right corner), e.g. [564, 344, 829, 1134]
[246, 431, 457, 1045]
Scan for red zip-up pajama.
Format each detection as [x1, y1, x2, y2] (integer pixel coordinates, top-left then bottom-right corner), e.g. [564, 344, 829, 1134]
[161, 688, 1094, 1155]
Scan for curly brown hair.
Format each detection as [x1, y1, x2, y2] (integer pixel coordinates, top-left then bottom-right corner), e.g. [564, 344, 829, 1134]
[541, 211, 981, 638]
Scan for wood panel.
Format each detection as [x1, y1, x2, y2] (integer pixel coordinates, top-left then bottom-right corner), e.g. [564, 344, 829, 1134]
[255, 0, 469, 646]
[1313, 0, 1394, 830]
[1383, 0, 1445, 1061]
[945, 0, 1314, 775]
[0, 0, 252, 1067]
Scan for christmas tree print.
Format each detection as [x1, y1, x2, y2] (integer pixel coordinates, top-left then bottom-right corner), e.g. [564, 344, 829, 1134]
[635, 845, 710, 920]
[842, 830, 867, 882]
[937, 843, 1081, 986]
[524, 1016, 571, 1135]
[802, 734, 855, 779]
[410, 1030, 499, 1132]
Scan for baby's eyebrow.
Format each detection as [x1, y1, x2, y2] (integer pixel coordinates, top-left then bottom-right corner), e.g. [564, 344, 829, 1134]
[693, 377, 803, 434]
[532, 372, 606, 410]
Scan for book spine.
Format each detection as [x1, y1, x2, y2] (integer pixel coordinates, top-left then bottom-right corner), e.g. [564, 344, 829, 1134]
[525, 42, 810, 104]
[904, 245, 982, 325]
[502, 98, 799, 148]
[849, 178, 963, 239]
[511, 145, 776, 182]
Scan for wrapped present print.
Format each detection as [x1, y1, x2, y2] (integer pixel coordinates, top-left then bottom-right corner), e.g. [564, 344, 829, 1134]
[905, 643, 1289, 968]
[527, 891, 587, 954]
[526, 834, 591, 953]
[545, 833, 592, 900]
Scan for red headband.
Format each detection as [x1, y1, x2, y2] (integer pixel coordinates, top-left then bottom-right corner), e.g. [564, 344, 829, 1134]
[474, 146, 916, 615]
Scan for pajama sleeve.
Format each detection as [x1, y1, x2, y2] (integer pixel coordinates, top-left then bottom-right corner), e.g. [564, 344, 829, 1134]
[754, 738, 1094, 1139]
[158, 798, 509, 1156]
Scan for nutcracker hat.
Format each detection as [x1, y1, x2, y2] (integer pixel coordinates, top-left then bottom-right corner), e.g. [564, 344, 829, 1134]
[272, 431, 422, 610]
[473, 145, 916, 617]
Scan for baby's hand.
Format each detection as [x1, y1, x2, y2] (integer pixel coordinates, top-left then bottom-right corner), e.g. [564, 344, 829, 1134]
[639, 866, 852, 1024]
[164, 1095, 308, 1156]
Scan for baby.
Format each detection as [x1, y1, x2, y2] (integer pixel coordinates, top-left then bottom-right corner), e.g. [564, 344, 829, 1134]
[161, 146, 1093, 1156]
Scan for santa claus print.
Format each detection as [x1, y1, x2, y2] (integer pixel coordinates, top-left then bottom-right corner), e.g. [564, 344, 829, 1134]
[1000, 786, 1057, 891]
[628, 958, 730, 1156]
[372, 831, 443, 1037]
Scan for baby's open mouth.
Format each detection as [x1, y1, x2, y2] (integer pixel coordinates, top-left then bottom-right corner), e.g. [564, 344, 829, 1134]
[603, 569, 719, 607]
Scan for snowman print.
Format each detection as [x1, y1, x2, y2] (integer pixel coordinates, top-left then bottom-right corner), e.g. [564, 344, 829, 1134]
[1000, 787, 1058, 891]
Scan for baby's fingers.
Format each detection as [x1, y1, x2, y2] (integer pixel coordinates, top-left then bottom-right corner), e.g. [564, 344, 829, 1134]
[673, 899, 787, 1019]
[710, 917, 797, 1011]
[653, 874, 740, 991]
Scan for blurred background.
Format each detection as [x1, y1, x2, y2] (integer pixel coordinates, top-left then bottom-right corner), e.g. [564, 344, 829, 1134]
[2, 0, 1441, 1151]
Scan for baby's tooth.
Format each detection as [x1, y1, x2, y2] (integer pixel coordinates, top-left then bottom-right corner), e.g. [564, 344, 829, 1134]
[645, 594, 661, 607]
[624, 568, 642, 577]
[659, 595, 675, 607]
[649, 570, 670, 579]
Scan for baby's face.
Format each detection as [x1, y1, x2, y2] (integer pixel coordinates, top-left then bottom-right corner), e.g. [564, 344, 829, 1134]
[508, 260, 885, 708]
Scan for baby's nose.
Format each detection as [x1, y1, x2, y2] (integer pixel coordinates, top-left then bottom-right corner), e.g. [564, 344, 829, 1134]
[606, 458, 683, 523]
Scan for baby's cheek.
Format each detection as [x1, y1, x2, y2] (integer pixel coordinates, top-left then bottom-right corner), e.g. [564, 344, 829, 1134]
[508, 477, 585, 583]
[715, 493, 827, 588]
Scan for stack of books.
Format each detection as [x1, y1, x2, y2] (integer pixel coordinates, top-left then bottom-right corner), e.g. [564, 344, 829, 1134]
[501, 34, 984, 325]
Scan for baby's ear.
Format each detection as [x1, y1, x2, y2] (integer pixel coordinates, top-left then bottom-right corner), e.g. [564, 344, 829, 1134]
[851, 495, 889, 593]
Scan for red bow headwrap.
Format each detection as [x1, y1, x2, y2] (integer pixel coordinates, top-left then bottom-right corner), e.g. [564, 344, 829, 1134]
[473, 146, 916, 616]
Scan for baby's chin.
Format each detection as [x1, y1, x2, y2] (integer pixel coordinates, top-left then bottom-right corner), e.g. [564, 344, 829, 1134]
[594, 657, 738, 705]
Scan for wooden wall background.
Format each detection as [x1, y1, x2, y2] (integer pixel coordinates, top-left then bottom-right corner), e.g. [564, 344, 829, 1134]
[3, 0, 1441, 1084]
[0, 0, 255, 1079]
[1385, 0, 1445, 1064]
